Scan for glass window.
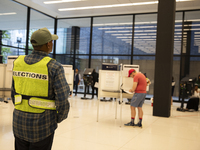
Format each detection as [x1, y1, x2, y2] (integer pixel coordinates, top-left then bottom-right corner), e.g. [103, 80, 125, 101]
[190, 57, 200, 79]
[29, 9, 55, 52]
[75, 55, 89, 93]
[174, 12, 183, 55]
[92, 16, 133, 55]
[1, 45, 25, 63]
[173, 56, 180, 97]
[91, 55, 130, 72]
[134, 14, 157, 55]
[57, 18, 91, 54]
[0, 0, 27, 52]
[185, 11, 200, 55]
[133, 56, 155, 94]
[55, 54, 73, 65]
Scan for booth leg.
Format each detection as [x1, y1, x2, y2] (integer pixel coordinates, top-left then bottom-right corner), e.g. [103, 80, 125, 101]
[115, 98, 117, 119]
[97, 98, 99, 122]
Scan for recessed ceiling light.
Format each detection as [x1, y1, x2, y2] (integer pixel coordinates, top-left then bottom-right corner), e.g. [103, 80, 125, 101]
[0, 12, 16, 15]
[59, 1, 158, 11]
[58, 0, 192, 11]
[44, 0, 84, 4]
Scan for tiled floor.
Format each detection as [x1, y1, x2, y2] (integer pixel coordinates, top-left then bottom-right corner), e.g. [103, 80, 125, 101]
[0, 95, 200, 150]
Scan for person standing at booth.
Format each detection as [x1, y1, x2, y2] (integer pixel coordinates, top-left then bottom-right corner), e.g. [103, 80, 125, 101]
[74, 68, 81, 96]
[124, 69, 147, 127]
[11, 27, 70, 150]
[92, 69, 99, 99]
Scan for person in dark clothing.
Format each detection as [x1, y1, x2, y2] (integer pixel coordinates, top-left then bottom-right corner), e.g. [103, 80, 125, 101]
[92, 69, 99, 99]
[171, 76, 175, 105]
[196, 75, 200, 88]
[74, 68, 81, 96]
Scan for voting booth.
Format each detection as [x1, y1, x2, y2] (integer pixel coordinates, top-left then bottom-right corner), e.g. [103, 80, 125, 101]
[81, 68, 94, 99]
[0, 64, 6, 101]
[97, 63, 141, 126]
[0, 56, 18, 101]
[62, 65, 74, 96]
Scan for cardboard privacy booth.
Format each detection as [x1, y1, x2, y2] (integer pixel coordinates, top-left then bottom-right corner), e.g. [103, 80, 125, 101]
[62, 65, 74, 95]
[0, 56, 18, 101]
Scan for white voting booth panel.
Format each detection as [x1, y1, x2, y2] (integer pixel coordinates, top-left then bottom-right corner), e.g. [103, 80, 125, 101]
[0, 64, 6, 100]
[98, 70, 120, 98]
[5, 56, 18, 88]
[97, 64, 140, 127]
[0, 64, 6, 88]
[1, 56, 18, 99]
[97, 70, 121, 123]
[62, 65, 74, 94]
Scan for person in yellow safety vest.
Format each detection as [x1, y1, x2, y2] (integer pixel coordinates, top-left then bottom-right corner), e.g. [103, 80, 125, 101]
[11, 27, 70, 150]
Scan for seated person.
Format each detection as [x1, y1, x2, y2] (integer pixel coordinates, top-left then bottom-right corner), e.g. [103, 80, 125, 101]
[185, 85, 199, 111]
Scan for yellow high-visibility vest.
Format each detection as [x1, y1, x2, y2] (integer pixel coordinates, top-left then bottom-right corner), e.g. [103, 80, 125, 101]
[13, 55, 56, 113]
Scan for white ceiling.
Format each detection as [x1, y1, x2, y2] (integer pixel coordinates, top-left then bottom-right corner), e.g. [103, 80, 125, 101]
[14, 0, 200, 18]
[0, 0, 200, 30]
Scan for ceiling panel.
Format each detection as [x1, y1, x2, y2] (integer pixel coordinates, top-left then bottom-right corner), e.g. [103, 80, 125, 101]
[0, 0, 200, 30]
[12, 0, 200, 18]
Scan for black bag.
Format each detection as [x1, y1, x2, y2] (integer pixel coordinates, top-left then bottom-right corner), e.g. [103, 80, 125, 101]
[186, 97, 199, 111]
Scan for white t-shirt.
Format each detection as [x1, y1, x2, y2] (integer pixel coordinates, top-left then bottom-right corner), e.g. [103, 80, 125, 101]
[193, 91, 199, 97]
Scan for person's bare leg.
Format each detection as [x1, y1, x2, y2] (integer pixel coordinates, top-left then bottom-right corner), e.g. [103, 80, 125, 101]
[137, 107, 143, 127]
[131, 106, 136, 118]
[138, 107, 143, 118]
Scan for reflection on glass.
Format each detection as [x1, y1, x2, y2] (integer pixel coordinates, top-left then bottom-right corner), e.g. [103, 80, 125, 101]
[185, 11, 200, 55]
[190, 57, 200, 87]
[173, 57, 180, 97]
[91, 56, 130, 72]
[92, 16, 132, 55]
[57, 18, 91, 54]
[1, 46, 25, 63]
[0, 1, 27, 50]
[134, 14, 157, 55]
[29, 9, 54, 52]
[174, 12, 183, 55]
[133, 56, 155, 94]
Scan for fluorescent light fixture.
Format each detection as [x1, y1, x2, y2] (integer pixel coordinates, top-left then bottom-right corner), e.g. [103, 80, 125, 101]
[139, 26, 156, 28]
[186, 19, 200, 22]
[135, 21, 157, 25]
[98, 28, 111, 30]
[175, 25, 182, 27]
[122, 39, 131, 41]
[111, 34, 123, 36]
[94, 23, 132, 26]
[44, 0, 84, 4]
[118, 30, 132, 33]
[188, 24, 200, 26]
[116, 37, 132, 38]
[175, 29, 182, 31]
[59, 1, 159, 11]
[0, 12, 16, 15]
[135, 33, 148, 35]
[112, 34, 132, 36]
[184, 28, 200, 31]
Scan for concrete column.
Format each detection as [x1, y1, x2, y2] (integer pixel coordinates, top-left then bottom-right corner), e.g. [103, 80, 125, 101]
[153, 0, 176, 117]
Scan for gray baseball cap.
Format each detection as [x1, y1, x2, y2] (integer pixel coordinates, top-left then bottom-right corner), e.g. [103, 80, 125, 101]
[30, 27, 58, 46]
